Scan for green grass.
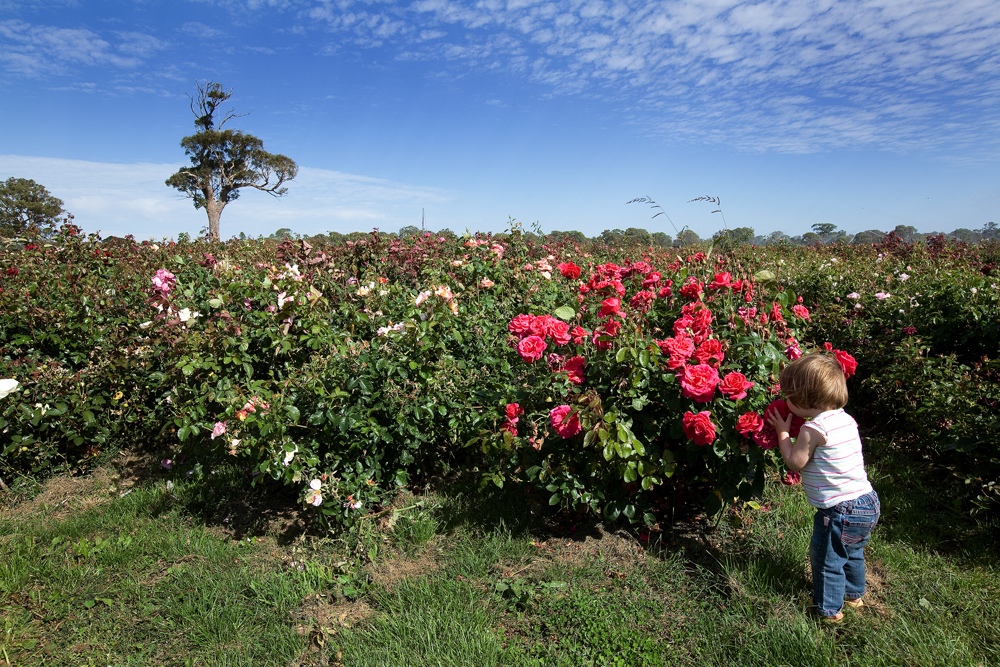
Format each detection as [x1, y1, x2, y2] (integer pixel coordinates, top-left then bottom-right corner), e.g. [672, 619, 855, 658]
[2, 437, 998, 666]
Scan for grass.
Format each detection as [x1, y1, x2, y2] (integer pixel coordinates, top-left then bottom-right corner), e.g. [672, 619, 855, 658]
[1, 436, 998, 667]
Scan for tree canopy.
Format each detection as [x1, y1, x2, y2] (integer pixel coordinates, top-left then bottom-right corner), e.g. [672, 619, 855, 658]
[0, 177, 64, 237]
[166, 81, 297, 242]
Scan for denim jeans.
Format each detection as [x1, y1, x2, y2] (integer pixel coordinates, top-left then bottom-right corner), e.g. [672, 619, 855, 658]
[810, 490, 880, 617]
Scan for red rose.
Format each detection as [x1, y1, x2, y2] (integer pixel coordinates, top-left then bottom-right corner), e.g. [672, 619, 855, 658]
[558, 262, 581, 279]
[517, 335, 547, 363]
[629, 290, 653, 313]
[679, 364, 721, 402]
[571, 326, 589, 345]
[529, 315, 551, 337]
[673, 315, 695, 337]
[599, 297, 621, 318]
[508, 314, 534, 336]
[707, 272, 733, 290]
[691, 309, 713, 344]
[781, 471, 801, 486]
[791, 304, 810, 320]
[604, 319, 622, 337]
[657, 285, 672, 299]
[693, 339, 724, 366]
[642, 271, 661, 288]
[719, 372, 755, 400]
[833, 349, 857, 378]
[753, 428, 778, 449]
[500, 419, 518, 436]
[736, 412, 764, 435]
[680, 279, 703, 300]
[661, 335, 695, 357]
[506, 403, 523, 420]
[560, 356, 586, 385]
[550, 405, 582, 438]
[683, 410, 716, 445]
[769, 303, 784, 322]
[547, 319, 572, 345]
[765, 399, 805, 437]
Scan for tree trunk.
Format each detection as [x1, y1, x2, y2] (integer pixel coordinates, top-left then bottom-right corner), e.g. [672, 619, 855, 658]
[203, 188, 223, 242]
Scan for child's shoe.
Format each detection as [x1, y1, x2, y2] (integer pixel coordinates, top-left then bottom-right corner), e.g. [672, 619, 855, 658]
[844, 597, 864, 609]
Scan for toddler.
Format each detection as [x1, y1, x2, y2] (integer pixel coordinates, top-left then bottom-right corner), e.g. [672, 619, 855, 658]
[766, 353, 880, 622]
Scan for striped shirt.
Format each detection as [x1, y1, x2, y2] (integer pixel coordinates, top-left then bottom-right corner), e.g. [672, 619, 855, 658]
[800, 409, 873, 509]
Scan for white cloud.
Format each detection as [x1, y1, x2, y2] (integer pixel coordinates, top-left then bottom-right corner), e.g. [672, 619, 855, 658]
[0, 20, 168, 77]
[300, 0, 1000, 153]
[0, 155, 454, 238]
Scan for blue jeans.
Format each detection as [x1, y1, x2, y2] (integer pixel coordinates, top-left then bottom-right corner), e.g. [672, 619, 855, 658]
[810, 490, 880, 617]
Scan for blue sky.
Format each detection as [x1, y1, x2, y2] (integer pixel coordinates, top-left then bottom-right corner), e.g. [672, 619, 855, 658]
[1, 0, 998, 240]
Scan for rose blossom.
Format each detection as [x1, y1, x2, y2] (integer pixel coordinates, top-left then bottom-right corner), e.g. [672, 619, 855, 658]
[517, 335, 547, 363]
[481, 278, 495, 288]
[508, 314, 534, 336]
[846, 292, 861, 300]
[833, 349, 858, 378]
[571, 326, 589, 345]
[506, 403, 523, 420]
[682, 411, 716, 446]
[598, 297, 622, 318]
[765, 399, 805, 437]
[719, 372, 755, 400]
[560, 356, 587, 385]
[547, 320, 572, 345]
[211, 421, 227, 440]
[629, 290, 653, 313]
[678, 364, 721, 402]
[791, 304, 810, 320]
[550, 405, 582, 439]
[693, 339, 724, 367]
[679, 279, 703, 300]
[781, 471, 802, 486]
[736, 412, 764, 435]
[558, 262, 581, 279]
[604, 318, 622, 337]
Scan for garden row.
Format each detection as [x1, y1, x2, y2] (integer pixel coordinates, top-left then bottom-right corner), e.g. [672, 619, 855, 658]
[1, 223, 997, 526]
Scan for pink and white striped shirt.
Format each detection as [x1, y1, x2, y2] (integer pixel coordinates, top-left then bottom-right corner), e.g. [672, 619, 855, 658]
[800, 409, 873, 509]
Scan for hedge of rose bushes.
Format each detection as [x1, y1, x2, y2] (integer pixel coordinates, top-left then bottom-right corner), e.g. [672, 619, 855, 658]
[1, 225, 997, 524]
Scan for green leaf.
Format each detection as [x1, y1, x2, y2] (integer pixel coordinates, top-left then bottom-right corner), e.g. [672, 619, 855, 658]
[616, 348, 628, 363]
[208, 298, 223, 308]
[554, 305, 576, 321]
[549, 493, 561, 506]
[639, 350, 650, 367]
[603, 412, 617, 424]
[754, 269, 776, 283]
[643, 512, 656, 527]
[622, 503, 635, 520]
[632, 438, 646, 456]
[604, 502, 621, 522]
[285, 405, 301, 422]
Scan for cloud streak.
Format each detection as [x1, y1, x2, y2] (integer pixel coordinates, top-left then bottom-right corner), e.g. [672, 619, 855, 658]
[304, 0, 1000, 153]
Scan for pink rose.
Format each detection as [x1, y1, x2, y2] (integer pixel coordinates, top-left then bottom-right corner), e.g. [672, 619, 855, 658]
[211, 421, 227, 440]
[719, 372, 755, 400]
[753, 428, 778, 449]
[642, 271, 661, 288]
[500, 419, 518, 436]
[570, 326, 589, 345]
[791, 304, 810, 320]
[517, 335, 547, 363]
[550, 405, 582, 439]
[505, 403, 523, 420]
[782, 470, 802, 486]
[678, 364, 721, 402]
[682, 411, 716, 445]
[786, 341, 803, 360]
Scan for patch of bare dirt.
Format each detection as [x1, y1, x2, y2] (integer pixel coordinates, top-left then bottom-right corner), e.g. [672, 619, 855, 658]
[288, 594, 373, 667]
[366, 546, 441, 587]
[0, 467, 114, 522]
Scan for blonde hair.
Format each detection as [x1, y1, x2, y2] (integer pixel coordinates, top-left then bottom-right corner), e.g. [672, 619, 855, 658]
[780, 353, 848, 411]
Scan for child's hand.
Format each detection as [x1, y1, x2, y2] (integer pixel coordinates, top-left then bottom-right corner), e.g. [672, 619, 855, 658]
[766, 407, 793, 437]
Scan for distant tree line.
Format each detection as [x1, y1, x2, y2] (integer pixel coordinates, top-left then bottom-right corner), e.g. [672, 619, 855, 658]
[255, 221, 998, 249]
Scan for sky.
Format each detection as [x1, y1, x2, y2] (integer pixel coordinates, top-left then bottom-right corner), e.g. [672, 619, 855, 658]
[1, 0, 999, 241]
